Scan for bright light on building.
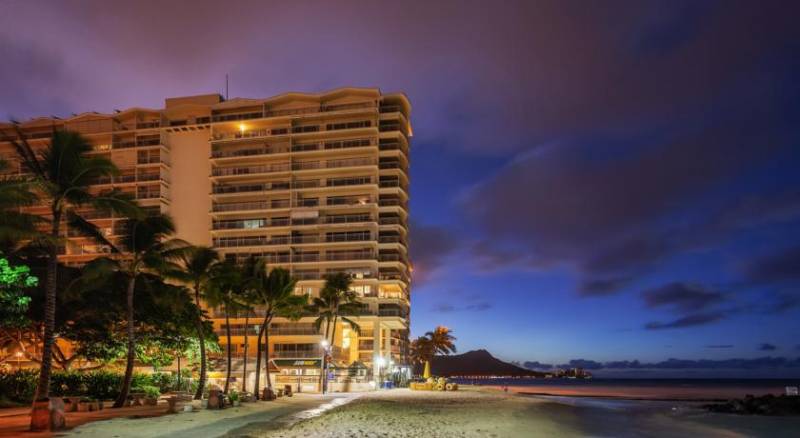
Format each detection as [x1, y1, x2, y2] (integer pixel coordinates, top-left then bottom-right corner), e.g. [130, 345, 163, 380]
[320, 339, 329, 348]
[375, 356, 386, 367]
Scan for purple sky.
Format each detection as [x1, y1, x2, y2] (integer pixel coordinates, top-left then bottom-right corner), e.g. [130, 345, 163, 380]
[2, 0, 800, 376]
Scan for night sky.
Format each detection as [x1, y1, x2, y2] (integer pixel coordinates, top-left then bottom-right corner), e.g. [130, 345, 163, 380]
[2, 1, 799, 377]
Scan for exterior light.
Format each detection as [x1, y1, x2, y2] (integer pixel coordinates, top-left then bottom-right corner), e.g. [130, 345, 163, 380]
[375, 357, 386, 367]
[320, 339, 329, 348]
[239, 123, 246, 133]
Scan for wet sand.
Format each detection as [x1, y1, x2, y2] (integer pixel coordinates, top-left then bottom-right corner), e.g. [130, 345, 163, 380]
[235, 387, 800, 438]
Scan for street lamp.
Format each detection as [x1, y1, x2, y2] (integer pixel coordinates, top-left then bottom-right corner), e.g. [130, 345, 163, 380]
[14, 351, 23, 371]
[375, 356, 386, 390]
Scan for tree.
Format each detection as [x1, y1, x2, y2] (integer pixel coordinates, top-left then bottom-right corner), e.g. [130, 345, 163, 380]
[82, 214, 188, 407]
[205, 260, 251, 394]
[169, 246, 219, 400]
[236, 258, 261, 395]
[0, 158, 40, 253]
[426, 326, 457, 355]
[410, 336, 434, 366]
[0, 257, 38, 366]
[0, 257, 38, 328]
[251, 264, 304, 399]
[9, 128, 139, 409]
[309, 273, 362, 352]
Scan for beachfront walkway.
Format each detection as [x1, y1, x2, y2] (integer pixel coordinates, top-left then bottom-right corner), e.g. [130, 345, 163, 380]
[0, 394, 357, 438]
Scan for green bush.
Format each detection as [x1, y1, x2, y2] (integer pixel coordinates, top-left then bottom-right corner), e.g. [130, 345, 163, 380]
[0, 369, 37, 403]
[142, 385, 160, 399]
[0, 369, 181, 403]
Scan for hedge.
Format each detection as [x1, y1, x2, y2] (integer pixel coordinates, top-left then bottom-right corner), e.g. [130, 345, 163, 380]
[0, 370, 186, 403]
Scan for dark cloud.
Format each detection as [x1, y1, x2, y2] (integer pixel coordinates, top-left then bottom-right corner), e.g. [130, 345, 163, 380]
[706, 345, 734, 349]
[558, 359, 605, 370]
[525, 356, 800, 374]
[759, 343, 778, 352]
[641, 282, 725, 313]
[593, 357, 800, 370]
[579, 276, 633, 297]
[644, 312, 726, 330]
[746, 245, 800, 284]
[432, 303, 455, 313]
[432, 302, 493, 313]
[409, 221, 458, 284]
[523, 361, 553, 370]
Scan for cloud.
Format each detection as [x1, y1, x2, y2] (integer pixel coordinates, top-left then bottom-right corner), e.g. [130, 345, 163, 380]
[746, 245, 800, 284]
[409, 221, 459, 284]
[641, 282, 725, 313]
[759, 343, 778, 351]
[546, 357, 800, 371]
[579, 276, 633, 297]
[706, 345, 734, 349]
[432, 302, 493, 313]
[523, 361, 553, 370]
[644, 312, 726, 330]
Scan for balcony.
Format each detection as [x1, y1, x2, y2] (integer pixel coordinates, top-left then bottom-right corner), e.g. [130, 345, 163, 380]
[213, 236, 289, 248]
[211, 144, 291, 158]
[212, 200, 290, 212]
[292, 157, 375, 171]
[212, 163, 291, 177]
[212, 218, 289, 230]
[212, 182, 291, 194]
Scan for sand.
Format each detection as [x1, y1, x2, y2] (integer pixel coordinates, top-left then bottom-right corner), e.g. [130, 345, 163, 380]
[60, 393, 357, 438]
[229, 387, 800, 438]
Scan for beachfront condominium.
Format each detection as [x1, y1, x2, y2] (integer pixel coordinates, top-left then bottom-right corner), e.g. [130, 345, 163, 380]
[0, 88, 411, 391]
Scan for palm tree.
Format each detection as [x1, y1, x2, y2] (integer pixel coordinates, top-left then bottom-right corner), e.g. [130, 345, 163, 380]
[0, 158, 40, 253]
[426, 326, 457, 355]
[309, 273, 362, 347]
[410, 336, 435, 366]
[236, 257, 260, 395]
[205, 260, 252, 394]
[169, 246, 219, 400]
[9, 128, 138, 409]
[251, 263, 305, 399]
[82, 214, 188, 407]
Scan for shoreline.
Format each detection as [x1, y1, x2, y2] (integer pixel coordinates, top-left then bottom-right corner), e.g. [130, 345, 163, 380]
[480, 383, 788, 401]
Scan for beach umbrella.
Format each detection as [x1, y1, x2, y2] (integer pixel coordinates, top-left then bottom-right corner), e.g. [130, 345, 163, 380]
[423, 361, 431, 379]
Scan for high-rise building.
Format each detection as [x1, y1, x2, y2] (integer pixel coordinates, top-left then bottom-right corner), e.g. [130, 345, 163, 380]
[0, 88, 411, 391]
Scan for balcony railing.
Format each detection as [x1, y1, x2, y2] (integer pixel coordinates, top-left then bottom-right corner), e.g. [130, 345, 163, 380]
[212, 163, 291, 176]
[211, 144, 291, 158]
[212, 218, 290, 230]
[212, 200, 290, 212]
[214, 236, 289, 248]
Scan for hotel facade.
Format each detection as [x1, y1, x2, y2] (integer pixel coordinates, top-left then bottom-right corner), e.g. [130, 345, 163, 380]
[0, 88, 411, 391]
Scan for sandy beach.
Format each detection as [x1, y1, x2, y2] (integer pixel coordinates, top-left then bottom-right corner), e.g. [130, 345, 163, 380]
[222, 387, 800, 438]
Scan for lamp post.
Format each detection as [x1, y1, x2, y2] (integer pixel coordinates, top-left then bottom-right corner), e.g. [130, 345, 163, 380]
[320, 340, 330, 394]
[375, 356, 386, 390]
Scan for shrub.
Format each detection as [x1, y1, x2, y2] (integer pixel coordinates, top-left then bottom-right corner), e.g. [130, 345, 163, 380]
[0, 369, 37, 403]
[82, 370, 122, 400]
[142, 385, 160, 399]
[148, 372, 174, 393]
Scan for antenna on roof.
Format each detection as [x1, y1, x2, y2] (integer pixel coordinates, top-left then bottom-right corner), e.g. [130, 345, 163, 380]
[225, 74, 229, 100]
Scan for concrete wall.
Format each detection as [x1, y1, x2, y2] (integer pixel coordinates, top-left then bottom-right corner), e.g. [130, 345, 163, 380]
[167, 130, 212, 246]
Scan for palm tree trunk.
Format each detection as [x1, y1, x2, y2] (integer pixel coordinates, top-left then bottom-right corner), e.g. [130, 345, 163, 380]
[32, 210, 60, 403]
[241, 314, 249, 394]
[264, 315, 272, 395]
[254, 321, 265, 400]
[193, 281, 206, 400]
[113, 276, 137, 408]
[223, 307, 231, 394]
[177, 354, 181, 390]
